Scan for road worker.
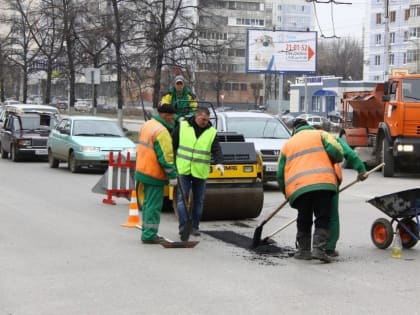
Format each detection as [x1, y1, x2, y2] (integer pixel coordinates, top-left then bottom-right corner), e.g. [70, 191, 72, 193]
[160, 75, 197, 122]
[172, 107, 224, 240]
[277, 118, 343, 262]
[135, 103, 178, 244]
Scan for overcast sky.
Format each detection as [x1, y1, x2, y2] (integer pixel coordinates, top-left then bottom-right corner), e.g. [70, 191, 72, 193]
[313, 0, 367, 40]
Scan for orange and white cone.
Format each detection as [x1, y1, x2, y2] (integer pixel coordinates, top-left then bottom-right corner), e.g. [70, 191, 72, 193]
[121, 190, 141, 228]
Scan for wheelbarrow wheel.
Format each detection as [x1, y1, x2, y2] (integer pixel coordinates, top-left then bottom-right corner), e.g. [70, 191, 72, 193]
[397, 218, 419, 249]
[371, 218, 393, 249]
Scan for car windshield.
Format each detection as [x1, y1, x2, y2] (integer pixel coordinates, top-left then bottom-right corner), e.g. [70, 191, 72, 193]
[72, 120, 124, 137]
[20, 115, 55, 130]
[226, 117, 290, 139]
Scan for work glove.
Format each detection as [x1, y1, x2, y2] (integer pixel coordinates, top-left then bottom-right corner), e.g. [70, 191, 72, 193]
[216, 164, 224, 175]
[168, 178, 178, 186]
[357, 172, 368, 181]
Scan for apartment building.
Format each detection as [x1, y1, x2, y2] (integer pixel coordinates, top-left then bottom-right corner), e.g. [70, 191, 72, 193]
[364, 0, 410, 81]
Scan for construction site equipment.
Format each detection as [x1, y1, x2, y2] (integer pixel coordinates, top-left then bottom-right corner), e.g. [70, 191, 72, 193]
[368, 188, 420, 250]
[177, 177, 193, 242]
[340, 74, 420, 177]
[252, 199, 288, 248]
[121, 190, 141, 228]
[254, 163, 385, 247]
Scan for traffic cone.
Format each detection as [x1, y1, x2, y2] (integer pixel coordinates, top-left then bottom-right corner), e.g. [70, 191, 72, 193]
[121, 190, 141, 228]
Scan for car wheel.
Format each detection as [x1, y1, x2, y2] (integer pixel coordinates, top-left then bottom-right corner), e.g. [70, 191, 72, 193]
[68, 151, 80, 173]
[0, 144, 8, 159]
[48, 149, 59, 168]
[11, 144, 20, 162]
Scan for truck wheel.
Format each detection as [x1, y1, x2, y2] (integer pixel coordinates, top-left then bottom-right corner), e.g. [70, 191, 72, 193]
[371, 218, 393, 249]
[381, 138, 394, 177]
[397, 218, 419, 249]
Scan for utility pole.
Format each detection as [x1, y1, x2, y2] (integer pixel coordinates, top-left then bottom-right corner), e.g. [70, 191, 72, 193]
[383, 0, 389, 80]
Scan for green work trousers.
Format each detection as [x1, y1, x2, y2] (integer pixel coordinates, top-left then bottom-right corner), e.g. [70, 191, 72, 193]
[326, 192, 339, 251]
[141, 183, 164, 241]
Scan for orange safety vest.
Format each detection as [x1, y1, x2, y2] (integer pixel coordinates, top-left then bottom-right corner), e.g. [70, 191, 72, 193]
[136, 119, 168, 180]
[282, 130, 338, 198]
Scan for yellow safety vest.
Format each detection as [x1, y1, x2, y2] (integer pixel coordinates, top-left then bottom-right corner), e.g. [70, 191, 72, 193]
[176, 121, 217, 179]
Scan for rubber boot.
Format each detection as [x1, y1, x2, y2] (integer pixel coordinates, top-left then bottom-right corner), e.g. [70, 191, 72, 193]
[312, 229, 332, 263]
[294, 232, 312, 260]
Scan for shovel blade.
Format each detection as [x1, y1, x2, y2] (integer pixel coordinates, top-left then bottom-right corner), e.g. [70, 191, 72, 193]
[252, 225, 263, 248]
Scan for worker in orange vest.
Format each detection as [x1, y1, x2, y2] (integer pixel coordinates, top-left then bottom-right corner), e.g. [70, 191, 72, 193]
[277, 118, 343, 262]
[135, 104, 178, 244]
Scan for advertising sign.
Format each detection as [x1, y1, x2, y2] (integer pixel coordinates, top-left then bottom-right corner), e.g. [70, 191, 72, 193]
[246, 29, 317, 74]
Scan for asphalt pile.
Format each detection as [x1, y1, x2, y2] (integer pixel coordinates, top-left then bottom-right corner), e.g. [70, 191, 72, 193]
[203, 230, 295, 259]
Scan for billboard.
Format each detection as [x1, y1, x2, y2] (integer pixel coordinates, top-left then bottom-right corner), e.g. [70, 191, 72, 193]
[246, 29, 317, 74]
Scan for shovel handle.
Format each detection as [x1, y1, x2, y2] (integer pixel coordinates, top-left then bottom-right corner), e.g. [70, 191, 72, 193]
[339, 162, 385, 192]
[261, 199, 288, 225]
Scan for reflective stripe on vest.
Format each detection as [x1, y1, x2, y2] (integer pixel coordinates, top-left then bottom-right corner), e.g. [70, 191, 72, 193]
[136, 119, 168, 180]
[282, 130, 337, 198]
[176, 121, 217, 179]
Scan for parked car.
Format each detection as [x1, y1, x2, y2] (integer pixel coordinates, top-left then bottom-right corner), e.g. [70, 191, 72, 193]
[212, 111, 291, 183]
[0, 104, 61, 124]
[51, 97, 68, 111]
[0, 112, 56, 161]
[47, 116, 137, 173]
[27, 95, 43, 104]
[74, 99, 92, 112]
[2, 99, 21, 106]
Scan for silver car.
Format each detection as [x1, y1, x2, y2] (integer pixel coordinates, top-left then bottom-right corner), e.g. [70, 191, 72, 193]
[213, 111, 291, 183]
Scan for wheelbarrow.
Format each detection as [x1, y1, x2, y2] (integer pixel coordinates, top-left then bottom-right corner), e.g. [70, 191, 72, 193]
[368, 188, 420, 249]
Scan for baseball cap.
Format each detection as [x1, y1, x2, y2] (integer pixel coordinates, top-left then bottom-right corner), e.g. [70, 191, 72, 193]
[174, 75, 185, 84]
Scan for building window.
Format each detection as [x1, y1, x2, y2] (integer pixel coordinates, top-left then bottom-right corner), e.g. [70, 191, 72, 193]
[375, 55, 381, 65]
[232, 83, 239, 91]
[224, 83, 231, 91]
[405, 9, 410, 20]
[404, 31, 409, 42]
[374, 75, 381, 81]
[376, 13, 382, 24]
[311, 96, 321, 112]
[389, 53, 395, 65]
[390, 11, 396, 23]
[299, 96, 305, 112]
[403, 52, 407, 64]
[375, 34, 381, 45]
[389, 32, 395, 44]
[240, 83, 247, 91]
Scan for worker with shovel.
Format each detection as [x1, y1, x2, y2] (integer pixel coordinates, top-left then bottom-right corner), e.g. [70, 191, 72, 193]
[172, 107, 224, 241]
[310, 125, 368, 257]
[277, 118, 343, 262]
[135, 103, 178, 244]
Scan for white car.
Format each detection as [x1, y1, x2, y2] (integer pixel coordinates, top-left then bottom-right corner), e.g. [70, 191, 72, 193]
[213, 111, 291, 183]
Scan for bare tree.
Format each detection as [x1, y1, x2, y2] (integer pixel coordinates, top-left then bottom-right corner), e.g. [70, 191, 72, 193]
[4, 0, 42, 103]
[317, 37, 363, 80]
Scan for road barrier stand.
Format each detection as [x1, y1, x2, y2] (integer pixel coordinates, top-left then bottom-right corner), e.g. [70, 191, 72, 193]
[102, 151, 136, 205]
[121, 189, 141, 228]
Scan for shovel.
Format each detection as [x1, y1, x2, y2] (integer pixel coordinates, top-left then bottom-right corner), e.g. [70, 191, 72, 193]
[252, 199, 288, 248]
[177, 177, 193, 242]
[259, 162, 385, 245]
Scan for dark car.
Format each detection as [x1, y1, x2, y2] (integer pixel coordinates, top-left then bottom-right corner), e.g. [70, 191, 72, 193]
[0, 112, 56, 161]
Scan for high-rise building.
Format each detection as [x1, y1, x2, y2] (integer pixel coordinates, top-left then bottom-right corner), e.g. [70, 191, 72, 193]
[364, 0, 410, 81]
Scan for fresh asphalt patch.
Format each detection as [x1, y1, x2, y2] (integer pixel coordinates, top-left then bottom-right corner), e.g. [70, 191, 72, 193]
[202, 230, 295, 265]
